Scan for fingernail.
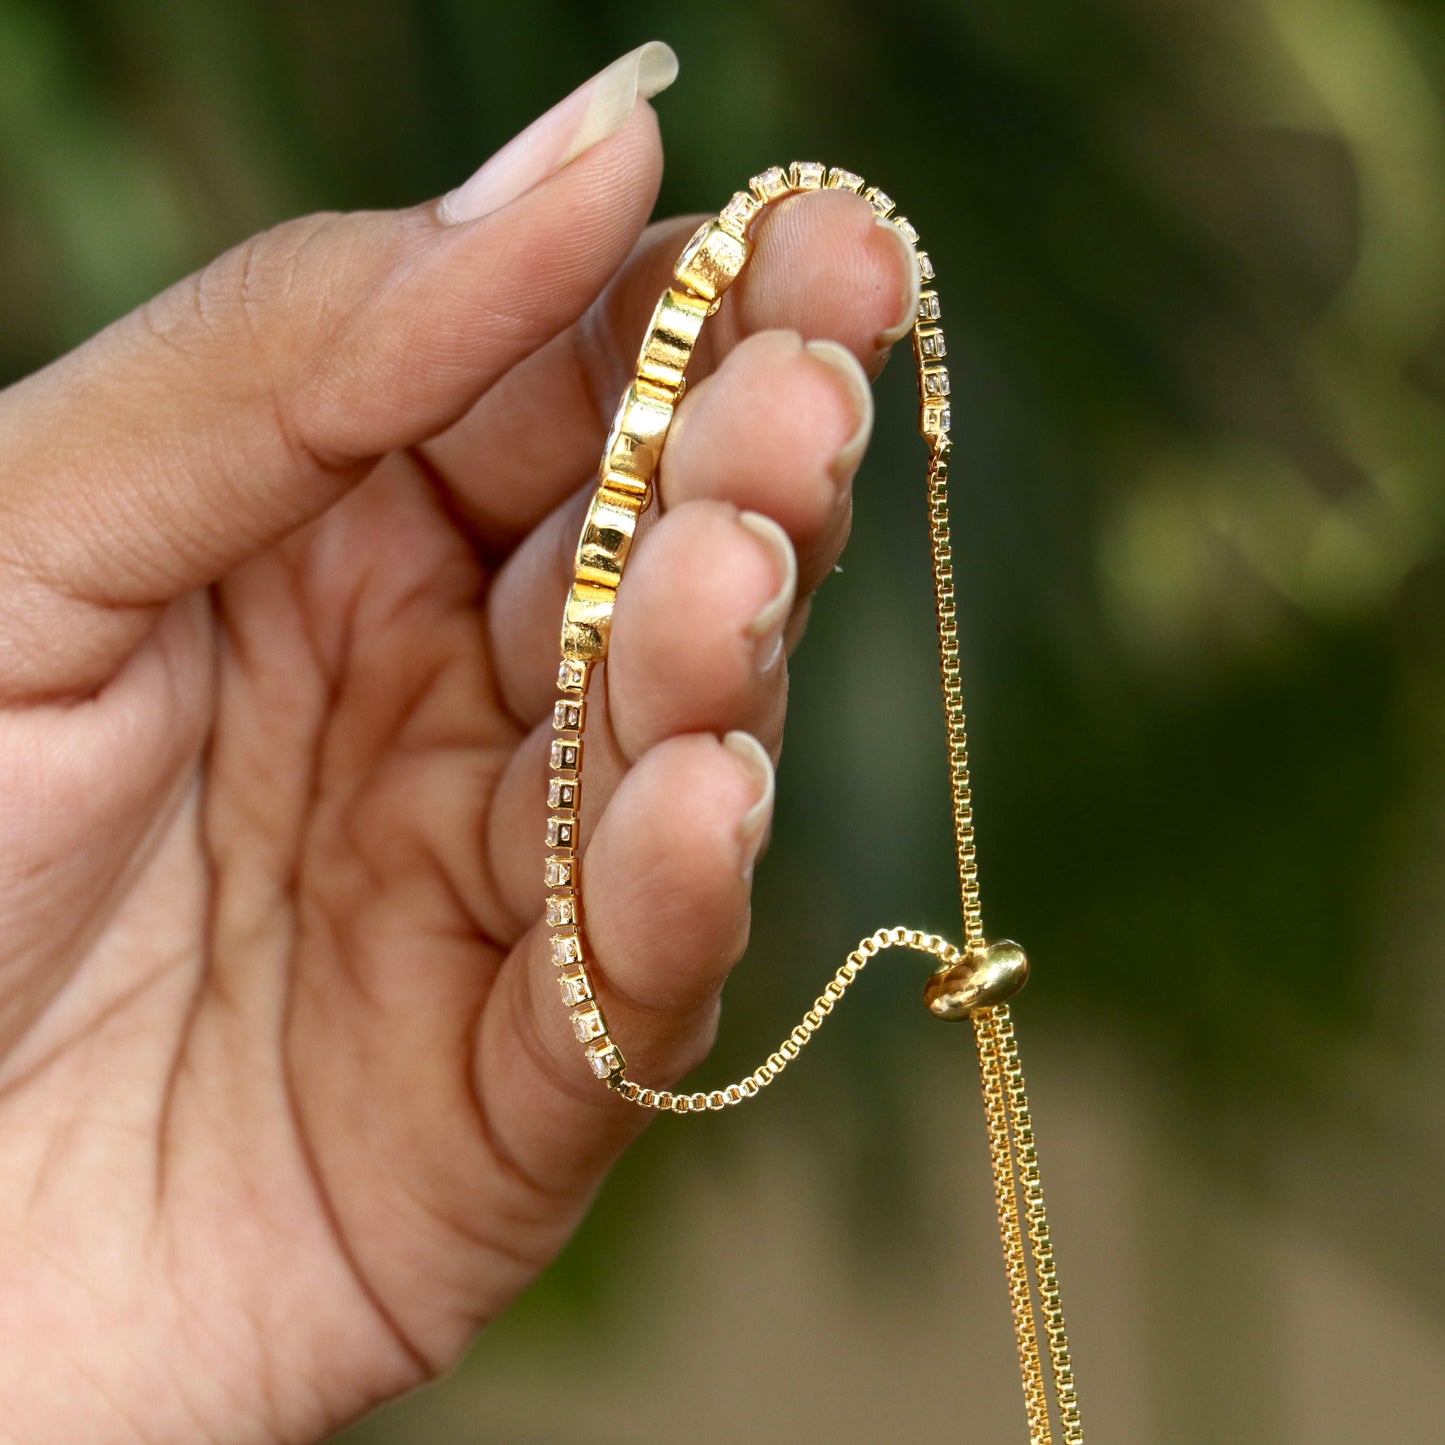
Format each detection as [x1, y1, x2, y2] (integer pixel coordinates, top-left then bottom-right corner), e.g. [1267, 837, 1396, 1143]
[438, 41, 679, 224]
[875, 218, 922, 347]
[804, 339, 875, 482]
[737, 510, 797, 673]
[723, 731, 775, 880]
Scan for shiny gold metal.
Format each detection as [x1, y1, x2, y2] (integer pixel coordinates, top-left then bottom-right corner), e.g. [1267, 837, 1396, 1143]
[674, 219, 752, 303]
[562, 580, 617, 661]
[575, 485, 642, 590]
[924, 940, 1030, 1020]
[601, 381, 673, 497]
[544, 164, 1083, 1443]
[636, 287, 710, 394]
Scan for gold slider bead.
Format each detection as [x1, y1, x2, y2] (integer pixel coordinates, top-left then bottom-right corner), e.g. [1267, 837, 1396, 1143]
[923, 940, 1030, 1021]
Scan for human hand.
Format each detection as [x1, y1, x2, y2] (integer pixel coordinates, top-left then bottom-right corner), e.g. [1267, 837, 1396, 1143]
[0, 42, 919, 1444]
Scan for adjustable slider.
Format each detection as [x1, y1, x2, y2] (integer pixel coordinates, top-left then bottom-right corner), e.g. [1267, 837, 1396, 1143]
[923, 940, 1029, 1021]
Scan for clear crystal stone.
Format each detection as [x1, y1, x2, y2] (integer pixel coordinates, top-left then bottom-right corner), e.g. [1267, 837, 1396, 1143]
[550, 932, 582, 967]
[864, 187, 895, 218]
[826, 168, 864, 193]
[546, 816, 574, 849]
[721, 190, 761, 233]
[557, 659, 586, 693]
[546, 895, 576, 928]
[789, 160, 825, 190]
[548, 778, 577, 810]
[918, 251, 936, 281]
[550, 739, 580, 772]
[558, 968, 591, 1007]
[571, 1007, 605, 1043]
[750, 166, 788, 202]
[586, 1043, 618, 1079]
[544, 856, 573, 888]
[893, 216, 919, 245]
[919, 291, 941, 320]
[553, 700, 582, 732]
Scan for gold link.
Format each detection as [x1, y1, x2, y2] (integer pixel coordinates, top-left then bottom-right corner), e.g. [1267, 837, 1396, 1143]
[562, 580, 616, 662]
[674, 219, 752, 303]
[636, 288, 710, 395]
[601, 380, 674, 496]
[575, 485, 642, 590]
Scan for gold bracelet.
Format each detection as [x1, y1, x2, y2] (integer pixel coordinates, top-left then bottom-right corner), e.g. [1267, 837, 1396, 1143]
[544, 162, 1084, 1445]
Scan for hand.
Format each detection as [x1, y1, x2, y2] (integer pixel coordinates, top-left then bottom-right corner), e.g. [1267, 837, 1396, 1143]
[0, 42, 918, 1444]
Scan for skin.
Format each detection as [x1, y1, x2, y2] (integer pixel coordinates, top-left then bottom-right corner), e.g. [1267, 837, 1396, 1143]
[0, 102, 912, 1444]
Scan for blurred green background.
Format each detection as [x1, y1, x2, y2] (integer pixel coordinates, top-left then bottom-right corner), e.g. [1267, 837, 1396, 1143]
[5, 0, 1444, 1440]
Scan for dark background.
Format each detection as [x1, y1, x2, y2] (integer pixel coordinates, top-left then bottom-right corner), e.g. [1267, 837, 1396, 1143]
[5, 2, 1444, 1440]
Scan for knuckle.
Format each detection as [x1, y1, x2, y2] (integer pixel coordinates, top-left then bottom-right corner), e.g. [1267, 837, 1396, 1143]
[135, 213, 357, 473]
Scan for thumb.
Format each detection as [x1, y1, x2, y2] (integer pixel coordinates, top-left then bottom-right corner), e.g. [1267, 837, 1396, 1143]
[0, 40, 676, 702]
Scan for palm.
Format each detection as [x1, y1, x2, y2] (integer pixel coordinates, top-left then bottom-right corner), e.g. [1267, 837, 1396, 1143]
[0, 117, 913, 1442]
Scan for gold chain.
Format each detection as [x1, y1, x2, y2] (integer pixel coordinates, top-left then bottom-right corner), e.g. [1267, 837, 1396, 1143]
[540, 162, 1083, 1441]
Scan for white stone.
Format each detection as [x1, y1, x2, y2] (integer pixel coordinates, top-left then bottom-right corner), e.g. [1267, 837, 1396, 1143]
[550, 932, 582, 967]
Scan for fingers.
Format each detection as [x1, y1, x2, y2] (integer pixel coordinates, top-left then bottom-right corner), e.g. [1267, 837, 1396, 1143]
[0, 57, 670, 700]
[485, 328, 872, 728]
[419, 184, 918, 547]
[483, 498, 795, 929]
[476, 730, 774, 1196]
